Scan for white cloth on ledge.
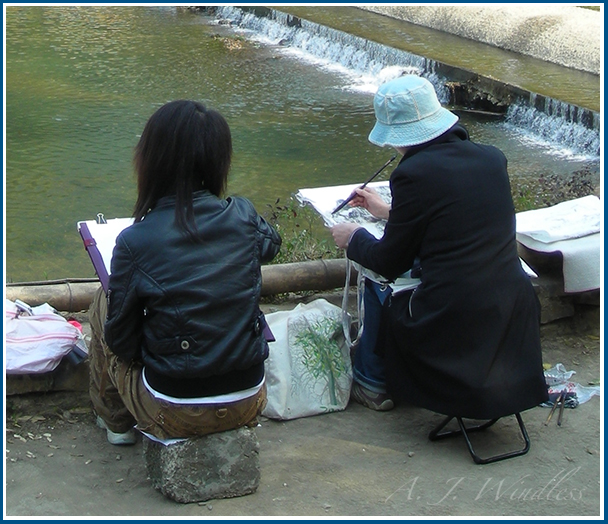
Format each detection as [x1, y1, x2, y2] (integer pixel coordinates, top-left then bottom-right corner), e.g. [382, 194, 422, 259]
[516, 195, 600, 243]
[516, 196, 601, 293]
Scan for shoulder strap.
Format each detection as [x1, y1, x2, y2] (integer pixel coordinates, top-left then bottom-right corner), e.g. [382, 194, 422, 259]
[341, 257, 365, 349]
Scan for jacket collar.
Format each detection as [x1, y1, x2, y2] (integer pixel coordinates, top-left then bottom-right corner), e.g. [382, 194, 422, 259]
[155, 189, 215, 209]
[400, 124, 469, 162]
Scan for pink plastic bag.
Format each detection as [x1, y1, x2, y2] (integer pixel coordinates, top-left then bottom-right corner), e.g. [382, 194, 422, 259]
[5, 299, 84, 374]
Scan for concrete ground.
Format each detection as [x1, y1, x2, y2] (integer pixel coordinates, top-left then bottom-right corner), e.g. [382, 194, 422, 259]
[4, 296, 602, 518]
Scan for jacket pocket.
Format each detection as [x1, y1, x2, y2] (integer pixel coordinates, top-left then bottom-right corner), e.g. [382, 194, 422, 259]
[389, 288, 416, 321]
[255, 311, 271, 360]
[147, 335, 197, 355]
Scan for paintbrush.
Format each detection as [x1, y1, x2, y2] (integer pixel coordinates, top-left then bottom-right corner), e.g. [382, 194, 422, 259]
[331, 155, 397, 215]
[557, 388, 567, 426]
[544, 390, 563, 426]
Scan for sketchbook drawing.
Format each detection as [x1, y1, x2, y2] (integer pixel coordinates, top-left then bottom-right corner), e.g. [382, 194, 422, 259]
[295, 181, 420, 289]
[295, 181, 391, 240]
[295, 180, 536, 285]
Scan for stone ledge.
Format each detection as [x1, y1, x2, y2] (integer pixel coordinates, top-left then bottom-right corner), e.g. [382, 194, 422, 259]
[5, 358, 90, 397]
[143, 427, 261, 503]
[518, 242, 600, 323]
[5, 282, 598, 397]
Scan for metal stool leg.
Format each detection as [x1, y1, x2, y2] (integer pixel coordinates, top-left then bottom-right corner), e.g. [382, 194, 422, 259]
[429, 416, 499, 441]
[428, 413, 530, 464]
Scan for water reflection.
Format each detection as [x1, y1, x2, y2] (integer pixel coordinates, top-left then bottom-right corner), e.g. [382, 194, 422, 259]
[4, 6, 600, 283]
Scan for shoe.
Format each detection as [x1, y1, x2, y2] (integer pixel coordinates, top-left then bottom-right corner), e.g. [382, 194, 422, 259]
[96, 416, 137, 445]
[350, 382, 394, 411]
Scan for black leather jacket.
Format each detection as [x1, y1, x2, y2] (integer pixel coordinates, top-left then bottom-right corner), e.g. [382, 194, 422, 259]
[104, 190, 281, 396]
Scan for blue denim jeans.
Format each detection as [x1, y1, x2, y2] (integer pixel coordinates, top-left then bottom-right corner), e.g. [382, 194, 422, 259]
[352, 279, 392, 394]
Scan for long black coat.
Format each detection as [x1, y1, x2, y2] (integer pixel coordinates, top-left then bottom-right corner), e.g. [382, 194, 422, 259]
[348, 125, 548, 419]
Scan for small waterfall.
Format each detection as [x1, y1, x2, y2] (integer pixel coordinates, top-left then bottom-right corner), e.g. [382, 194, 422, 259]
[505, 102, 600, 158]
[213, 6, 599, 159]
[215, 6, 451, 102]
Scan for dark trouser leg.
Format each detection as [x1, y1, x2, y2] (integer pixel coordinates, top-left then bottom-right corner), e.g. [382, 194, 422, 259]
[352, 279, 392, 394]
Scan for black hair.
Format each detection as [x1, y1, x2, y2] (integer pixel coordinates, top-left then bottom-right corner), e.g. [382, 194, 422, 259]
[133, 100, 232, 239]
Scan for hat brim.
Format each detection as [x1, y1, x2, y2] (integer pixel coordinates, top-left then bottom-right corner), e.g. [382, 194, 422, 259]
[368, 107, 459, 148]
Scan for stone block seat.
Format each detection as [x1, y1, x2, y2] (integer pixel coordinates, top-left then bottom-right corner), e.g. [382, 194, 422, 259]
[143, 426, 261, 503]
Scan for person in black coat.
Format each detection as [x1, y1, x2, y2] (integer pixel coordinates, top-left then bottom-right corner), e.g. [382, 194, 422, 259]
[331, 75, 548, 420]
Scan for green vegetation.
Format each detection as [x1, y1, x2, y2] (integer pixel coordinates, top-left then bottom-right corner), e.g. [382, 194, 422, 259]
[264, 197, 343, 265]
[264, 169, 597, 266]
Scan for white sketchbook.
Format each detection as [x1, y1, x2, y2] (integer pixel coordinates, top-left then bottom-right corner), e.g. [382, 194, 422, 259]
[296, 181, 420, 290]
[77, 216, 135, 292]
[296, 181, 391, 238]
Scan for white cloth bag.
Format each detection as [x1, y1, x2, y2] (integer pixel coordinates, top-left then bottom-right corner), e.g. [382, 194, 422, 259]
[5, 299, 83, 374]
[262, 299, 353, 420]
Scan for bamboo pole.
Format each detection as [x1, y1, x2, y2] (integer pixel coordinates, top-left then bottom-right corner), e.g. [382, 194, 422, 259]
[5, 280, 102, 313]
[5, 259, 356, 312]
[260, 259, 354, 296]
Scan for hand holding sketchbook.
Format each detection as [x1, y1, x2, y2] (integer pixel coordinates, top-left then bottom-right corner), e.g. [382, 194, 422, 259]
[296, 182, 421, 292]
[76, 214, 275, 341]
[295, 182, 537, 286]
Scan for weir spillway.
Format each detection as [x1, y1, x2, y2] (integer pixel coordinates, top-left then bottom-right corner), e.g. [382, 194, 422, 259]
[210, 6, 600, 159]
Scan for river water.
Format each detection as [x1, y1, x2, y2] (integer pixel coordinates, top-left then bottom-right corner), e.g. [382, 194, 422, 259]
[4, 6, 601, 283]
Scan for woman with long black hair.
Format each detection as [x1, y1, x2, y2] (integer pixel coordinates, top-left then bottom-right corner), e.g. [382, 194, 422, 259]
[89, 100, 281, 445]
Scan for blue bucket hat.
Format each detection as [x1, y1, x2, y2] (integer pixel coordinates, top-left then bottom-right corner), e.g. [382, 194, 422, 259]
[368, 75, 459, 148]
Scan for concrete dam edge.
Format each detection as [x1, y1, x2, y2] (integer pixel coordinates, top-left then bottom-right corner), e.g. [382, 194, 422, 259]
[356, 5, 601, 76]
